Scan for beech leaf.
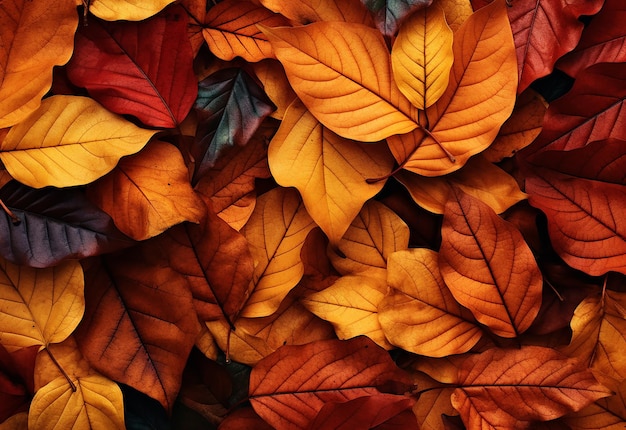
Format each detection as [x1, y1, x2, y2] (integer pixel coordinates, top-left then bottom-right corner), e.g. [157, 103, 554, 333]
[268, 99, 394, 244]
[452, 346, 613, 429]
[0, 0, 77, 128]
[88, 0, 175, 21]
[439, 186, 543, 338]
[249, 337, 414, 430]
[262, 22, 420, 142]
[0, 95, 157, 189]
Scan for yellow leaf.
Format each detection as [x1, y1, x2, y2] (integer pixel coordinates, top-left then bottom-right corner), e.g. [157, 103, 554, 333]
[0, 258, 84, 352]
[259, 0, 374, 26]
[0, 95, 157, 188]
[88, 0, 174, 21]
[302, 275, 392, 349]
[395, 154, 527, 214]
[268, 99, 394, 244]
[388, 0, 517, 176]
[392, 4, 454, 109]
[0, 0, 77, 128]
[328, 200, 410, 280]
[240, 187, 315, 317]
[88, 141, 206, 241]
[379, 249, 482, 357]
[262, 22, 420, 142]
[195, 324, 219, 361]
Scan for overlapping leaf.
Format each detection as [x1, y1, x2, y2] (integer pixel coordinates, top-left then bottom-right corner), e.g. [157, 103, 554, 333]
[0, 96, 157, 188]
[0, 0, 77, 128]
[362, 0, 433, 39]
[0, 345, 37, 422]
[249, 337, 414, 430]
[564, 377, 626, 430]
[88, 0, 175, 21]
[262, 22, 420, 142]
[67, 6, 197, 128]
[439, 187, 543, 338]
[268, 99, 394, 244]
[260, 0, 374, 25]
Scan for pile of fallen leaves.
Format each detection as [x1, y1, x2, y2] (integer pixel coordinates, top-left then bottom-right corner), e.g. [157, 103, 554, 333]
[0, 0, 625, 428]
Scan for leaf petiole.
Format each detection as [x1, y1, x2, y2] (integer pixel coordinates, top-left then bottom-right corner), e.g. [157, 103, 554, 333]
[45, 347, 77, 392]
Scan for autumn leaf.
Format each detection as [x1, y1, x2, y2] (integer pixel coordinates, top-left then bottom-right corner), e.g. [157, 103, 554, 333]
[379, 248, 482, 357]
[362, 0, 433, 39]
[202, 0, 290, 62]
[67, 6, 197, 128]
[88, 0, 175, 21]
[451, 346, 612, 429]
[564, 375, 626, 430]
[438, 0, 473, 32]
[252, 61, 297, 120]
[260, 0, 374, 26]
[249, 337, 414, 430]
[0, 0, 77, 128]
[262, 22, 420, 142]
[0, 345, 37, 422]
[391, 3, 454, 109]
[0, 95, 157, 189]
[439, 186, 543, 338]
[87, 141, 206, 241]
[268, 99, 394, 244]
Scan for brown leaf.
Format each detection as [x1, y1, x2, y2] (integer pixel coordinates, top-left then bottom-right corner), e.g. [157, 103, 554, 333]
[259, 0, 374, 26]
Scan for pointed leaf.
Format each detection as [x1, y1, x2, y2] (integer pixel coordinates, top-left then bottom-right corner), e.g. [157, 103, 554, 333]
[202, 0, 290, 62]
[452, 346, 612, 429]
[260, 0, 374, 25]
[262, 22, 420, 142]
[239, 187, 315, 317]
[67, 6, 197, 128]
[362, 0, 433, 39]
[193, 68, 276, 182]
[88, 141, 206, 241]
[328, 200, 410, 280]
[439, 187, 543, 337]
[380, 248, 482, 357]
[564, 377, 626, 430]
[249, 337, 414, 430]
[74, 248, 201, 411]
[268, 99, 394, 243]
[391, 4, 453, 109]
[0, 259, 84, 352]
[0, 95, 157, 188]
[302, 275, 392, 349]
[0, 181, 134, 268]
[88, 0, 175, 21]
[0, 0, 77, 128]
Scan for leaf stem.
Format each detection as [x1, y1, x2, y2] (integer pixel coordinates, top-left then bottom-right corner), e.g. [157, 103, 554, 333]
[0, 199, 20, 225]
[45, 347, 77, 392]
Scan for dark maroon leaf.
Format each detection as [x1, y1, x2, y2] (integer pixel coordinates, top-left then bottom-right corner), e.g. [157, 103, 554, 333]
[362, 0, 433, 40]
[0, 181, 134, 268]
[193, 68, 275, 184]
[0, 345, 38, 422]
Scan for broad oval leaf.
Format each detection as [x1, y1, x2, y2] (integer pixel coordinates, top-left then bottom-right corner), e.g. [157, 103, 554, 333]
[302, 275, 392, 349]
[0, 181, 134, 268]
[203, 0, 290, 62]
[362, 0, 433, 39]
[260, 0, 374, 26]
[328, 200, 410, 280]
[439, 187, 543, 338]
[249, 337, 414, 430]
[389, 0, 517, 176]
[268, 99, 394, 244]
[0, 258, 84, 352]
[380, 248, 482, 357]
[452, 346, 612, 429]
[239, 187, 316, 318]
[262, 22, 420, 142]
[67, 6, 197, 128]
[391, 4, 454, 109]
[0, 0, 77, 128]
[88, 141, 206, 241]
[28, 374, 124, 430]
[0, 95, 157, 188]
[88, 0, 175, 21]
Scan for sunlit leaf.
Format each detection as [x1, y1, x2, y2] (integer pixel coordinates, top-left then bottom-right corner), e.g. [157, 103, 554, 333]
[268, 99, 394, 243]
[439, 186, 543, 337]
[0, 96, 157, 189]
[0, 0, 77, 128]
[88, 0, 175, 21]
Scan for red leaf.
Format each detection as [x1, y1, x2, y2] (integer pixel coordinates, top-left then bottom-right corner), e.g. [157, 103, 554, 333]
[0, 345, 37, 422]
[67, 5, 197, 128]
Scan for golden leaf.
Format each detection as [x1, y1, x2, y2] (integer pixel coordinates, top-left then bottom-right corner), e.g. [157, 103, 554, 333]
[88, 0, 175, 21]
[0, 96, 157, 189]
[252, 60, 297, 120]
[437, 0, 473, 32]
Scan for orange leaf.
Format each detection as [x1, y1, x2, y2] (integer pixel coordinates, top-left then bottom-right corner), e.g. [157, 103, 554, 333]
[438, 0, 473, 32]
[252, 60, 297, 120]
[563, 375, 626, 430]
[328, 200, 410, 280]
[439, 187, 543, 338]
[88, 141, 206, 241]
[388, 0, 517, 176]
[268, 99, 394, 243]
[249, 337, 414, 430]
[240, 187, 315, 317]
[262, 22, 419, 142]
[0, 0, 77, 128]
[259, 0, 374, 26]
[380, 248, 482, 357]
[452, 346, 612, 429]
[202, 0, 289, 62]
